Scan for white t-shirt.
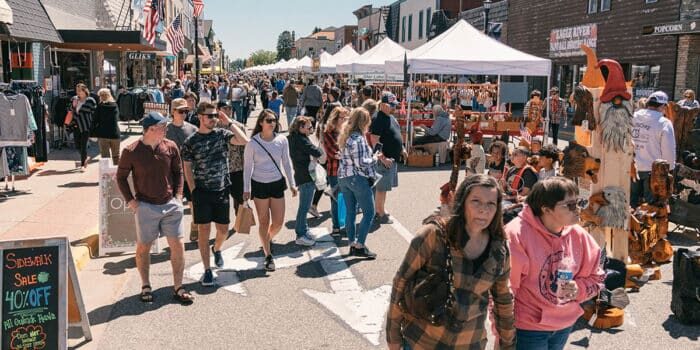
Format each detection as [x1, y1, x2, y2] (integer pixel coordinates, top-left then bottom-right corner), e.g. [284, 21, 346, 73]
[631, 108, 676, 172]
[243, 134, 295, 192]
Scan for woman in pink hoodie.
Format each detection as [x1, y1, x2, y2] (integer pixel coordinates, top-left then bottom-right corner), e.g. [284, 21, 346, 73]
[505, 177, 605, 350]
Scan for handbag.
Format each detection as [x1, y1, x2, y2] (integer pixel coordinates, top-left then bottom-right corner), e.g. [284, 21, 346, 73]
[64, 110, 74, 126]
[399, 216, 463, 331]
[252, 136, 288, 190]
[671, 248, 700, 324]
[309, 159, 327, 191]
[234, 201, 256, 234]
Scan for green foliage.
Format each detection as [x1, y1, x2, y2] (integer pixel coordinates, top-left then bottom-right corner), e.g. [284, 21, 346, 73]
[276, 30, 293, 61]
[248, 50, 277, 66]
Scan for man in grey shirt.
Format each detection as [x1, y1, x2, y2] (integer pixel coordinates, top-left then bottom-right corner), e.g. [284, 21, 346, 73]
[413, 105, 452, 145]
[301, 78, 323, 120]
[166, 98, 198, 241]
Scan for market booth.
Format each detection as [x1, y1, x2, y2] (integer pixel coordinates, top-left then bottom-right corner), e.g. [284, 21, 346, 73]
[383, 19, 552, 160]
[320, 44, 358, 74]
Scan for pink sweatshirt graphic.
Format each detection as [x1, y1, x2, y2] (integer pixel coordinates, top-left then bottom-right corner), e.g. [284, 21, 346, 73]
[505, 205, 605, 331]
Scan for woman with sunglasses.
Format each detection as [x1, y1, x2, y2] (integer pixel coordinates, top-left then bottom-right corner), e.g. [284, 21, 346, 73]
[506, 177, 605, 350]
[288, 116, 324, 247]
[678, 89, 700, 109]
[243, 109, 297, 271]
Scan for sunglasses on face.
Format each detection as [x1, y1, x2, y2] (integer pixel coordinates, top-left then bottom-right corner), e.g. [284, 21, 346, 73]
[205, 113, 218, 119]
[264, 118, 277, 124]
[558, 200, 582, 212]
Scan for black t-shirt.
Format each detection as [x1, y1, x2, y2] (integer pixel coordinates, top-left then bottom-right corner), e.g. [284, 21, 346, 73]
[505, 166, 538, 195]
[370, 110, 403, 160]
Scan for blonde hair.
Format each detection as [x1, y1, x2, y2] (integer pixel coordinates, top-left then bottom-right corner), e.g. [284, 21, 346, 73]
[97, 88, 115, 103]
[325, 106, 348, 133]
[361, 98, 378, 116]
[338, 108, 371, 150]
[684, 89, 696, 99]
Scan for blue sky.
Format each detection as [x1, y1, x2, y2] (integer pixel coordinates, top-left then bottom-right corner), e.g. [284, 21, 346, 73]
[204, 0, 395, 60]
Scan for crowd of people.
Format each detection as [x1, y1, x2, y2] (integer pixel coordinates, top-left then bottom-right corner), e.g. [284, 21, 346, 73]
[68, 69, 689, 349]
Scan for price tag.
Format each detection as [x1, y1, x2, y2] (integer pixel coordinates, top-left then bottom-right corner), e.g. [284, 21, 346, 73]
[10, 109, 15, 116]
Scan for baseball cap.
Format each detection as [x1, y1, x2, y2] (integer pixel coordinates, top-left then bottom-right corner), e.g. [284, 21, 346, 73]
[217, 100, 231, 109]
[381, 92, 399, 107]
[513, 146, 531, 157]
[142, 112, 167, 129]
[171, 98, 188, 111]
[647, 91, 668, 105]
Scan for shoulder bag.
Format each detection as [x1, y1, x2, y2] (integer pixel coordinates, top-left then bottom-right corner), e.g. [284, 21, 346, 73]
[399, 216, 463, 332]
[252, 136, 288, 191]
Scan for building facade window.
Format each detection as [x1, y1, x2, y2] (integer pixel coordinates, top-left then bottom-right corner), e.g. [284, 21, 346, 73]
[632, 65, 661, 99]
[588, 0, 597, 13]
[600, 0, 611, 11]
[419, 10, 424, 39]
[408, 14, 413, 41]
[402, 16, 406, 42]
[645, 0, 658, 3]
[426, 8, 432, 36]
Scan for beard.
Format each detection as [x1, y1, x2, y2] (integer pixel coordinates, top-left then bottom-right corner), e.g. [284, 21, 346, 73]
[599, 100, 633, 152]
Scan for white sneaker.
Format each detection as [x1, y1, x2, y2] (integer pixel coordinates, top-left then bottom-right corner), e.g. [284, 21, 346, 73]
[308, 206, 321, 218]
[295, 235, 316, 246]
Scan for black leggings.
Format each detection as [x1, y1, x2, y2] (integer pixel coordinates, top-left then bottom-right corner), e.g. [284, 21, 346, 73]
[75, 130, 90, 166]
[550, 123, 560, 146]
[312, 188, 323, 206]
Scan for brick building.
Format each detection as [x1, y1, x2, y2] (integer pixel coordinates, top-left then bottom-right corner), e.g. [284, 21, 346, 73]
[507, 0, 682, 100]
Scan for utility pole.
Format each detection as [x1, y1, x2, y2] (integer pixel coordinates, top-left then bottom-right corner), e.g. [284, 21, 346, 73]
[194, 15, 200, 93]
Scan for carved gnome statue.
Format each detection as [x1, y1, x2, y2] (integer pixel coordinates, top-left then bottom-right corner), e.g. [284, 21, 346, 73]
[597, 59, 634, 153]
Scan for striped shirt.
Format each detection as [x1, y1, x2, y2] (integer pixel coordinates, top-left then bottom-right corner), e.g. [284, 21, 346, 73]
[387, 223, 515, 349]
[338, 132, 377, 179]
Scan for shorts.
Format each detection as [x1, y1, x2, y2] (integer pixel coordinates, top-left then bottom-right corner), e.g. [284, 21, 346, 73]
[134, 198, 184, 244]
[251, 178, 287, 199]
[375, 160, 398, 192]
[192, 188, 231, 224]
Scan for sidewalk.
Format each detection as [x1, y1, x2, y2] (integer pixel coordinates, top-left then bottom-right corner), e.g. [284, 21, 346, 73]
[0, 133, 140, 270]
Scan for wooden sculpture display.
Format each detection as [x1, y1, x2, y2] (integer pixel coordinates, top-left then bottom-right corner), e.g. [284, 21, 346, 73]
[597, 60, 634, 153]
[560, 141, 601, 183]
[649, 159, 673, 207]
[669, 103, 700, 160]
[439, 107, 471, 207]
[572, 84, 597, 130]
[580, 187, 628, 230]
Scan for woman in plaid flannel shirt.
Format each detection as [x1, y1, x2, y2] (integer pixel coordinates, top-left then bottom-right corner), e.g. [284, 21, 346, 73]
[387, 175, 515, 349]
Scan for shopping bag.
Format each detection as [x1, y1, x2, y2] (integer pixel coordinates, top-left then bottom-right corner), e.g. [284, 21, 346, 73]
[308, 160, 328, 190]
[64, 111, 74, 125]
[337, 192, 346, 228]
[234, 201, 256, 234]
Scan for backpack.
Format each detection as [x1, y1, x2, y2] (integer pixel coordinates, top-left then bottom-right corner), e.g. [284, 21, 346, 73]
[671, 248, 700, 324]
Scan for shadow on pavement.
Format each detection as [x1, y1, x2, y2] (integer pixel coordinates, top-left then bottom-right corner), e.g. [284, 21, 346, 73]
[0, 189, 32, 203]
[662, 315, 700, 340]
[87, 281, 200, 327]
[59, 181, 99, 188]
[36, 169, 80, 177]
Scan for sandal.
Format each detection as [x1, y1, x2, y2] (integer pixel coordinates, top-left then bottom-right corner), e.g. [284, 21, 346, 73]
[140, 285, 153, 303]
[173, 286, 194, 305]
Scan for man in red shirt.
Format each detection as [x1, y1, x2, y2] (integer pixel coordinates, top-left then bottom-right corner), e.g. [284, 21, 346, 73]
[117, 112, 193, 305]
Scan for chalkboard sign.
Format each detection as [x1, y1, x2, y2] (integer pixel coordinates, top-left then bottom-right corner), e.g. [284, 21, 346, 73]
[1, 238, 67, 350]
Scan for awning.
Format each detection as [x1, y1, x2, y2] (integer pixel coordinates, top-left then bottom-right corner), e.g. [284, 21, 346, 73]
[55, 30, 166, 51]
[0, 0, 13, 24]
[184, 52, 212, 65]
[0, 0, 62, 43]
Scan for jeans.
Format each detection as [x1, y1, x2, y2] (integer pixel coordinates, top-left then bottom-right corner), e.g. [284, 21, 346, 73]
[516, 327, 573, 350]
[295, 182, 316, 238]
[328, 176, 341, 229]
[550, 122, 560, 146]
[232, 100, 244, 123]
[630, 171, 652, 208]
[286, 106, 297, 129]
[75, 130, 90, 166]
[339, 175, 375, 245]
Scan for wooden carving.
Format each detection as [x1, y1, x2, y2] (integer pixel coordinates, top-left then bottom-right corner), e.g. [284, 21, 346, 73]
[561, 141, 601, 183]
[580, 45, 606, 88]
[527, 99, 544, 126]
[580, 192, 607, 226]
[597, 59, 634, 153]
[670, 104, 700, 160]
[440, 107, 472, 205]
[572, 85, 596, 130]
[650, 159, 673, 206]
[598, 186, 629, 230]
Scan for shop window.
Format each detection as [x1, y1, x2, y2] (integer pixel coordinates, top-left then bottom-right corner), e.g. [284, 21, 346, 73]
[588, 0, 597, 13]
[58, 52, 91, 91]
[419, 11, 424, 39]
[600, 0, 611, 11]
[408, 14, 413, 42]
[631, 65, 661, 98]
[426, 8, 432, 37]
[402, 16, 406, 43]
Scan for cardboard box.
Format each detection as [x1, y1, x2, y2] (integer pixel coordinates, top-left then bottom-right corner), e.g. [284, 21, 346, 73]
[407, 153, 434, 167]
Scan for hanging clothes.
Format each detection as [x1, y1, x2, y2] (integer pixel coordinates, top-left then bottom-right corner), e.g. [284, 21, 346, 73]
[0, 92, 33, 146]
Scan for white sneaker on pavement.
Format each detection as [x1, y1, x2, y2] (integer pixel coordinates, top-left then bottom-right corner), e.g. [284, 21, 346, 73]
[295, 235, 315, 246]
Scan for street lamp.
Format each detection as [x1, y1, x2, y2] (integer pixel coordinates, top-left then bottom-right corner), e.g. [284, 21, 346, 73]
[483, 0, 493, 35]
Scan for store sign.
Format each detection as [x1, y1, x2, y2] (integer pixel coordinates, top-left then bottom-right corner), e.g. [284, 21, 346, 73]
[126, 52, 156, 60]
[312, 57, 320, 73]
[643, 21, 700, 35]
[549, 24, 597, 58]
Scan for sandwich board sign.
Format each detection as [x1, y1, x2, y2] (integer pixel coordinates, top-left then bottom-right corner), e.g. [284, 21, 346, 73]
[0, 237, 91, 349]
[99, 159, 159, 255]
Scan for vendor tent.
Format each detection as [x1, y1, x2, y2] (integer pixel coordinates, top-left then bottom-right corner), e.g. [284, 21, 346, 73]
[337, 37, 408, 74]
[385, 19, 551, 76]
[320, 44, 359, 73]
[297, 56, 313, 73]
[278, 58, 299, 73]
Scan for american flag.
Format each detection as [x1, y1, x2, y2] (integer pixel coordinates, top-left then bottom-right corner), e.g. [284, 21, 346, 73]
[166, 14, 185, 54]
[520, 123, 532, 144]
[142, 0, 159, 45]
[193, 0, 204, 18]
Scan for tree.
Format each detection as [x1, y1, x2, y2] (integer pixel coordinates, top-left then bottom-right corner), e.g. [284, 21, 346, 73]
[230, 58, 246, 71]
[312, 26, 322, 34]
[276, 30, 293, 60]
[248, 49, 277, 66]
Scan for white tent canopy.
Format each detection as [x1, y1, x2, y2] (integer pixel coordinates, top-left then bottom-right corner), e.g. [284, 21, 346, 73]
[385, 19, 551, 76]
[337, 37, 409, 74]
[279, 58, 299, 73]
[320, 44, 359, 74]
[297, 56, 313, 73]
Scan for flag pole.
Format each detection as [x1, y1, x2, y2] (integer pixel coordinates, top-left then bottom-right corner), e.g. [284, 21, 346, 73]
[194, 15, 200, 93]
